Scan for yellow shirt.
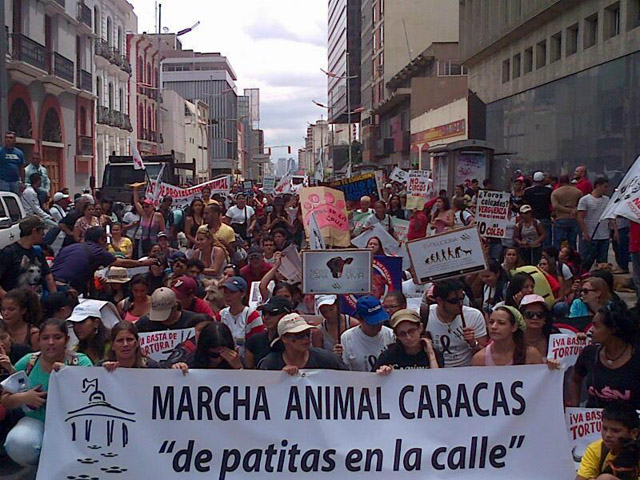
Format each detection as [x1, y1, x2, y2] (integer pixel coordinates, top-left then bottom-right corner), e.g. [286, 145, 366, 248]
[212, 223, 236, 245]
[577, 439, 640, 479]
[108, 237, 133, 258]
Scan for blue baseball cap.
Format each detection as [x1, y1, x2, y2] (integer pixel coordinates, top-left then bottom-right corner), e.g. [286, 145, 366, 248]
[354, 295, 389, 326]
[221, 276, 248, 293]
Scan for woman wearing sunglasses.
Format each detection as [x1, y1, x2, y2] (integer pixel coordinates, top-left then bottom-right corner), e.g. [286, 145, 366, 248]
[568, 301, 640, 409]
[375, 309, 442, 374]
[569, 277, 612, 319]
[518, 294, 559, 358]
[172, 322, 243, 372]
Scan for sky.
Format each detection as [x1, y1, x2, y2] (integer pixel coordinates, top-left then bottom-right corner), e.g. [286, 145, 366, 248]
[128, 0, 328, 160]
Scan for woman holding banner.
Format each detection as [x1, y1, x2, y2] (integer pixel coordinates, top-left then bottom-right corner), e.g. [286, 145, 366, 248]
[569, 301, 640, 409]
[102, 322, 158, 370]
[172, 323, 243, 372]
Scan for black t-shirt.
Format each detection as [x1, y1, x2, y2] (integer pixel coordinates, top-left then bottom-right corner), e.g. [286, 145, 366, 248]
[574, 344, 640, 409]
[245, 331, 284, 367]
[0, 242, 51, 293]
[61, 209, 83, 247]
[136, 310, 199, 333]
[522, 185, 552, 219]
[373, 342, 445, 371]
[257, 347, 348, 371]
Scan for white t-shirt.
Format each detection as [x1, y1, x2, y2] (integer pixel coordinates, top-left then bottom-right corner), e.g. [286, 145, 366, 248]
[364, 213, 393, 232]
[561, 263, 573, 281]
[577, 194, 610, 240]
[426, 305, 487, 368]
[340, 325, 395, 372]
[226, 205, 255, 225]
[123, 211, 142, 240]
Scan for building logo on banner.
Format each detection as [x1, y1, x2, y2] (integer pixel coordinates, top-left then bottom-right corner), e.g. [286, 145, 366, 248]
[341, 256, 403, 315]
[406, 226, 487, 283]
[302, 249, 372, 294]
[64, 377, 135, 476]
[476, 190, 510, 238]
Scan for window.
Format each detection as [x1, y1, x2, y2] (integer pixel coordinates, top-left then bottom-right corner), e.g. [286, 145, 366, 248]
[512, 53, 521, 78]
[502, 58, 510, 83]
[551, 32, 562, 62]
[437, 60, 467, 76]
[0, 198, 8, 223]
[605, 2, 621, 38]
[628, 0, 640, 30]
[4, 196, 22, 223]
[584, 13, 598, 48]
[524, 47, 533, 73]
[566, 23, 579, 56]
[536, 40, 547, 69]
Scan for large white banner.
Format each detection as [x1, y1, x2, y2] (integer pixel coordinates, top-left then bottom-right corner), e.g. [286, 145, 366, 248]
[475, 190, 510, 238]
[601, 155, 640, 222]
[38, 367, 574, 479]
[146, 175, 232, 208]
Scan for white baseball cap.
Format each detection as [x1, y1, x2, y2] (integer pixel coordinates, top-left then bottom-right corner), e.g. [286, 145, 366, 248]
[271, 313, 315, 347]
[53, 192, 69, 202]
[533, 171, 545, 182]
[67, 302, 103, 323]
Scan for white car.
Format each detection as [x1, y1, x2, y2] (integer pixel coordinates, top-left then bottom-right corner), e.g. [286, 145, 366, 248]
[0, 191, 26, 250]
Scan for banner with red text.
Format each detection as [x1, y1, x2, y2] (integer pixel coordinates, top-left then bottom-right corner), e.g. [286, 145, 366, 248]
[145, 176, 232, 208]
[475, 190, 510, 238]
[300, 187, 350, 247]
[39, 366, 574, 479]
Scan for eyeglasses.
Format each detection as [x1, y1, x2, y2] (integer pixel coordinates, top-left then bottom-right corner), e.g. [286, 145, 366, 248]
[445, 296, 464, 305]
[395, 326, 420, 338]
[286, 331, 310, 341]
[580, 288, 596, 295]
[524, 311, 546, 319]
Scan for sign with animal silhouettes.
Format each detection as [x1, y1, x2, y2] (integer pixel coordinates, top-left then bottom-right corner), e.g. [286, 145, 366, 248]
[300, 187, 351, 247]
[406, 226, 488, 283]
[301, 249, 372, 294]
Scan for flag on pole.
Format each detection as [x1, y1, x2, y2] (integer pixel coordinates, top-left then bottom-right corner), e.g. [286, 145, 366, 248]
[152, 162, 166, 203]
[131, 138, 145, 170]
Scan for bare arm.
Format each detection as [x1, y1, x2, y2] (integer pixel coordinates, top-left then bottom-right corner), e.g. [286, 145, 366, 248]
[45, 273, 57, 294]
[577, 210, 589, 240]
[259, 252, 281, 300]
[185, 217, 196, 245]
[567, 369, 584, 407]
[132, 185, 145, 217]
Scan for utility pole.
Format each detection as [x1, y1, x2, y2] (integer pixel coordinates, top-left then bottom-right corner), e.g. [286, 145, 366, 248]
[0, 5, 8, 134]
[346, 51, 352, 177]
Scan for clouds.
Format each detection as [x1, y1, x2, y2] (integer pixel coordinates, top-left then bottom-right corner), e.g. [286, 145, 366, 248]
[128, 0, 328, 160]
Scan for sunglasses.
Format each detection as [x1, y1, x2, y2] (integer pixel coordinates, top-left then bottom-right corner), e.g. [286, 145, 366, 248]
[445, 296, 464, 305]
[580, 288, 596, 295]
[524, 311, 546, 319]
[286, 331, 310, 341]
[395, 326, 420, 338]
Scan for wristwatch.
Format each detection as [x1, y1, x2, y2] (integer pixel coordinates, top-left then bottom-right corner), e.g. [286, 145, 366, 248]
[469, 340, 479, 349]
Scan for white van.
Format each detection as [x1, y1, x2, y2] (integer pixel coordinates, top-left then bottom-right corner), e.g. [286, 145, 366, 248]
[0, 192, 26, 250]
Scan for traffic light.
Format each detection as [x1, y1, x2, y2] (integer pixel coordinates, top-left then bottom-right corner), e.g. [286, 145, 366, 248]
[287, 146, 292, 154]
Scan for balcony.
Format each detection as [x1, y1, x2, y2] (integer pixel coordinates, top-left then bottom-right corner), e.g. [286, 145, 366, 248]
[9, 34, 49, 72]
[43, 0, 66, 15]
[76, 68, 92, 92]
[97, 106, 133, 131]
[97, 106, 110, 125]
[77, 2, 92, 28]
[77, 136, 93, 156]
[94, 39, 110, 60]
[52, 52, 74, 83]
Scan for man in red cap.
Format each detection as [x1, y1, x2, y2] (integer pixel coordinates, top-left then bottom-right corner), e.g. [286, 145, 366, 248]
[171, 275, 214, 317]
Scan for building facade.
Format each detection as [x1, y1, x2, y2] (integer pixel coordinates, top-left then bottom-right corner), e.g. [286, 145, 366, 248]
[94, 0, 134, 186]
[460, 0, 640, 187]
[359, 0, 460, 166]
[5, 0, 97, 193]
[327, 0, 361, 124]
[160, 42, 239, 177]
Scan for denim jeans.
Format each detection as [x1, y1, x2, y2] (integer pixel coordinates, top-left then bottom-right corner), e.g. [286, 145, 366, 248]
[632, 251, 640, 305]
[540, 218, 552, 248]
[580, 238, 610, 271]
[0, 179, 20, 194]
[4, 416, 44, 466]
[553, 218, 579, 251]
[613, 227, 630, 271]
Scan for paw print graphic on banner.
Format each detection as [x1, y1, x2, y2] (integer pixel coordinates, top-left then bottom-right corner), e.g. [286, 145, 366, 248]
[302, 187, 348, 231]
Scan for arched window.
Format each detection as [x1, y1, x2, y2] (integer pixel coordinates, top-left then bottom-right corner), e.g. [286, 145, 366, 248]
[106, 17, 112, 46]
[79, 106, 87, 136]
[42, 108, 62, 143]
[146, 63, 151, 85]
[8, 98, 32, 138]
[108, 82, 114, 109]
[96, 76, 102, 107]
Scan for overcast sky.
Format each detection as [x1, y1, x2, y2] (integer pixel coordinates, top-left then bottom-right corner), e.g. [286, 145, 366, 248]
[128, 0, 328, 160]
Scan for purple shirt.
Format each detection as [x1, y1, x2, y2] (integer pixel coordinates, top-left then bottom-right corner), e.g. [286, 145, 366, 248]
[51, 241, 116, 294]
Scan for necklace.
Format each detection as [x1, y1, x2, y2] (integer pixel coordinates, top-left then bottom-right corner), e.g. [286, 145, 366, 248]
[604, 345, 628, 366]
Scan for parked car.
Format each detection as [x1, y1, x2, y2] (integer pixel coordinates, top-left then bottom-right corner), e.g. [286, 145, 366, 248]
[0, 191, 26, 250]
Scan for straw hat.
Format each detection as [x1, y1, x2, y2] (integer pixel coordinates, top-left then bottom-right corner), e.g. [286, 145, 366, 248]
[105, 266, 131, 284]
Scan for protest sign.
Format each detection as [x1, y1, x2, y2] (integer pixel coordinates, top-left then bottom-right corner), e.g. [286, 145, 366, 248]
[300, 187, 350, 247]
[278, 244, 303, 284]
[243, 180, 253, 191]
[406, 170, 431, 210]
[601, 154, 640, 222]
[475, 190, 510, 238]
[146, 175, 232, 208]
[391, 217, 410, 243]
[138, 328, 195, 366]
[38, 366, 574, 480]
[302, 249, 372, 294]
[565, 408, 603, 469]
[375, 170, 385, 200]
[406, 226, 488, 283]
[262, 176, 276, 193]
[546, 333, 591, 369]
[390, 167, 408, 184]
[341, 256, 403, 315]
[309, 212, 326, 250]
[351, 223, 409, 269]
[248, 281, 263, 310]
[275, 173, 293, 194]
[328, 173, 379, 202]
[553, 316, 595, 336]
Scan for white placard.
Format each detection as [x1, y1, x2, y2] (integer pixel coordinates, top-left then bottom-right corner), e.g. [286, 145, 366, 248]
[351, 223, 410, 269]
[390, 217, 410, 243]
[601, 154, 640, 222]
[138, 328, 195, 363]
[565, 408, 603, 470]
[475, 190, 511, 238]
[38, 366, 575, 480]
[248, 281, 263, 310]
[390, 167, 408, 184]
[302, 249, 372, 294]
[547, 333, 591, 369]
[406, 226, 488, 284]
[408, 170, 430, 195]
[262, 176, 276, 193]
